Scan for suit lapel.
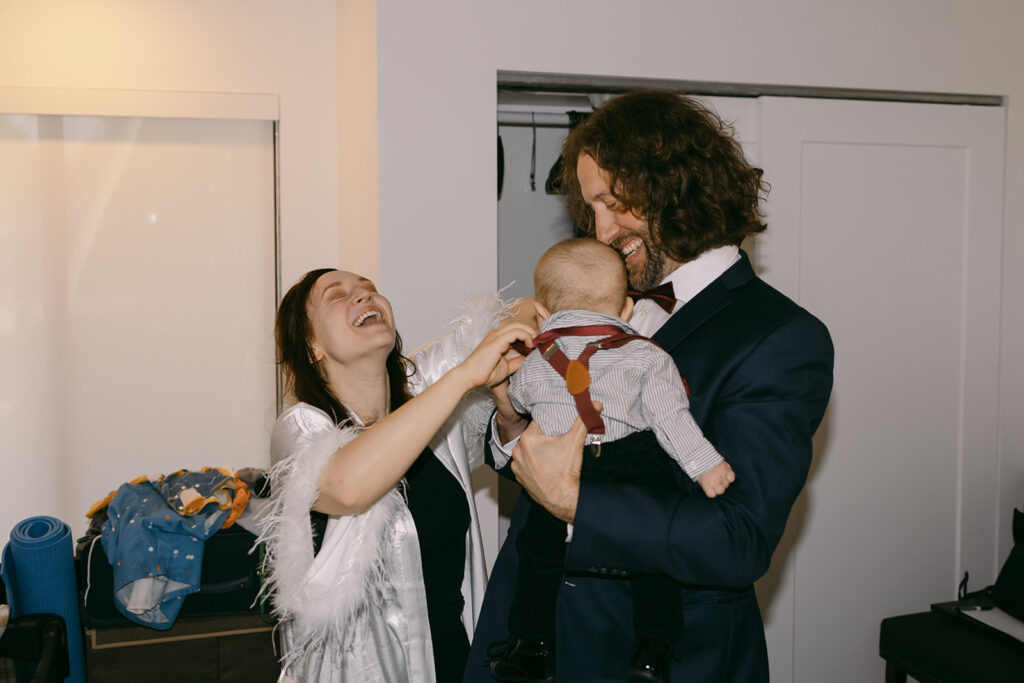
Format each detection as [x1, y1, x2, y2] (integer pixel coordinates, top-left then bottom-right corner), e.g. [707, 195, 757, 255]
[651, 249, 756, 354]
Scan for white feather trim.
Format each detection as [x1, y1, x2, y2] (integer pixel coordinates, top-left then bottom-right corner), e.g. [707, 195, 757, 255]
[408, 289, 520, 388]
[254, 417, 408, 670]
[447, 287, 519, 362]
[409, 290, 519, 471]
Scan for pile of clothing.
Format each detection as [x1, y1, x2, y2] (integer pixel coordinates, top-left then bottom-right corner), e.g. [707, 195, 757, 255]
[82, 467, 268, 629]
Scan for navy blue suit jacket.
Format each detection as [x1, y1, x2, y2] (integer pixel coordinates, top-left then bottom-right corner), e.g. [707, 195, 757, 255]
[465, 251, 834, 682]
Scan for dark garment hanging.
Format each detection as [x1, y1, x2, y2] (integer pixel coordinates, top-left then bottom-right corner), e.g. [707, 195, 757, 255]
[544, 110, 591, 195]
[497, 131, 504, 200]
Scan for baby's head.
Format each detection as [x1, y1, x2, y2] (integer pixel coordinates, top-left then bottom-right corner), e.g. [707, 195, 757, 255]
[534, 238, 632, 320]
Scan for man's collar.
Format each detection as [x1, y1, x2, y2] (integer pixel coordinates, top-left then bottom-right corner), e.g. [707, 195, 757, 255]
[659, 245, 741, 305]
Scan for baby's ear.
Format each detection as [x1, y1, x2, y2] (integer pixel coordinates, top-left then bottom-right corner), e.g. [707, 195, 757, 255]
[620, 296, 635, 322]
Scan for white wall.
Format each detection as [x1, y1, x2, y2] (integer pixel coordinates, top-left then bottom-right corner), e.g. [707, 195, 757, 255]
[374, 0, 1024, 566]
[377, 0, 496, 340]
[370, 1, 1024, 678]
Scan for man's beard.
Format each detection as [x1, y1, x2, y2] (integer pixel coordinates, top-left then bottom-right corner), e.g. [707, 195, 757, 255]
[629, 238, 669, 291]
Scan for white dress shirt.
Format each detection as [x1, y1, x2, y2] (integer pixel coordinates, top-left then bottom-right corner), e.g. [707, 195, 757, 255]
[629, 245, 741, 336]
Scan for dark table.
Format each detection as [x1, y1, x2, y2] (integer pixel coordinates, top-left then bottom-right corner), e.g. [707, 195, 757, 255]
[879, 608, 1024, 682]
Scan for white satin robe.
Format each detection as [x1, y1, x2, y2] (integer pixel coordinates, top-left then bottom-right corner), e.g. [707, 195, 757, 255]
[259, 296, 503, 683]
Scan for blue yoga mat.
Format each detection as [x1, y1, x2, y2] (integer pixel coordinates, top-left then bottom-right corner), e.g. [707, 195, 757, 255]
[2, 516, 86, 682]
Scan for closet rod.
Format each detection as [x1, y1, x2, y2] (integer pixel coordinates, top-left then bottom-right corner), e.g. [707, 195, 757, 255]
[497, 110, 578, 128]
[498, 70, 1004, 107]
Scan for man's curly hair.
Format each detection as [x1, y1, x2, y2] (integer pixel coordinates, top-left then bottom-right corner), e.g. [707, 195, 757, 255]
[560, 89, 769, 263]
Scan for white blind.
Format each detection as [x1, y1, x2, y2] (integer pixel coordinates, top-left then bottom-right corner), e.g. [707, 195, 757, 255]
[0, 114, 277, 543]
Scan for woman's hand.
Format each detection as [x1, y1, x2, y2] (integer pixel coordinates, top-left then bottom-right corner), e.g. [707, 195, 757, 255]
[455, 322, 535, 390]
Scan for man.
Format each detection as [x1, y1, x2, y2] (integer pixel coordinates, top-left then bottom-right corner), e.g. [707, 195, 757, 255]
[467, 89, 834, 682]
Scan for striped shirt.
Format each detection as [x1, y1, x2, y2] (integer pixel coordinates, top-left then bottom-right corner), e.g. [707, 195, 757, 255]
[508, 309, 724, 481]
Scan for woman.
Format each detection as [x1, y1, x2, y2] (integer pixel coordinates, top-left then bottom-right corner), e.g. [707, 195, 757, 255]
[258, 269, 533, 683]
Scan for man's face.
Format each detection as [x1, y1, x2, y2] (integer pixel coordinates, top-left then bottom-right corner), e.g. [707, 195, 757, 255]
[576, 153, 679, 290]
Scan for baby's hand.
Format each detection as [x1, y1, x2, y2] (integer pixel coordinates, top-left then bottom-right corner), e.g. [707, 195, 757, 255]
[698, 461, 735, 498]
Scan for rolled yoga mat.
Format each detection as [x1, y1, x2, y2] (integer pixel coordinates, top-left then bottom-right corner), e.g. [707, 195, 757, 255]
[2, 516, 86, 682]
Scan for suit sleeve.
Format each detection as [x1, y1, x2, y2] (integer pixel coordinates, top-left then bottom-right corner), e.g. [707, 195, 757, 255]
[564, 313, 834, 588]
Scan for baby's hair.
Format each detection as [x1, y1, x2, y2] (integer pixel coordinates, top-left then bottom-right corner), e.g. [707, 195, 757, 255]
[534, 238, 628, 316]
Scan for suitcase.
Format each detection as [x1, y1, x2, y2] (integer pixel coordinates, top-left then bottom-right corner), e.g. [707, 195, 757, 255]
[75, 511, 268, 629]
[74, 503, 280, 682]
[76, 468, 273, 629]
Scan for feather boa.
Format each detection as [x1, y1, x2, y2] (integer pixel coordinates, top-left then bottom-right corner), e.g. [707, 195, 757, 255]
[255, 419, 415, 671]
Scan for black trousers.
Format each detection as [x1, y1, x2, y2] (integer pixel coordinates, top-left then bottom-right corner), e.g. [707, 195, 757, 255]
[509, 430, 685, 643]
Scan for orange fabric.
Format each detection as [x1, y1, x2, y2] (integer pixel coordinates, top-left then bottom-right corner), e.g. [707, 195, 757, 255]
[85, 469, 253, 527]
[86, 475, 147, 519]
[221, 481, 251, 529]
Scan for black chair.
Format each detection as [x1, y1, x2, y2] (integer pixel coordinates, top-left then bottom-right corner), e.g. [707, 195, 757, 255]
[0, 612, 70, 683]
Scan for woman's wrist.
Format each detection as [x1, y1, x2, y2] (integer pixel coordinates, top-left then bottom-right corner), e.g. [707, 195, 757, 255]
[444, 363, 479, 396]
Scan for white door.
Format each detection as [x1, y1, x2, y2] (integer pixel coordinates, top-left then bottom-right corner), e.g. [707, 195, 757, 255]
[755, 97, 1005, 682]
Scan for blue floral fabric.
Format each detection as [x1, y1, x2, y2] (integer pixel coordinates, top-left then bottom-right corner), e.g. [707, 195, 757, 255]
[100, 473, 235, 629]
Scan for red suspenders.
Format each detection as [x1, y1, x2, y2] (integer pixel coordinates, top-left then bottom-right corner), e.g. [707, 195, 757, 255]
[511, 324, 692, 437]
[530, 325, 652, 436]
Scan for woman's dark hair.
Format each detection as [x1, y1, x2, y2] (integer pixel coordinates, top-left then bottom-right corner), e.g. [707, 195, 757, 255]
[275, 268, 414, 425]
[560, 89, 769, 263]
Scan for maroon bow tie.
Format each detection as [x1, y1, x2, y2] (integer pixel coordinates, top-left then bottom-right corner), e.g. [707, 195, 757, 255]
[628, 281, 676, 314]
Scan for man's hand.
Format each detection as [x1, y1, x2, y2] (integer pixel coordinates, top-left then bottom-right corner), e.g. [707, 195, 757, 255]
[510, 406, 599, 524]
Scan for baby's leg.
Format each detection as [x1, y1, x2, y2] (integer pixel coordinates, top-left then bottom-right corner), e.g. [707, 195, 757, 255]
[580, 431, 684, 683]
[509, 498, 566, 640]
[491, 499, 561, 682]
[631, 574, 685, 641]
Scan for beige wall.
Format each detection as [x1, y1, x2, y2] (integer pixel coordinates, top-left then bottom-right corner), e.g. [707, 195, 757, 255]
[0, 0, 340, 291]
[337, 0, 379, 284]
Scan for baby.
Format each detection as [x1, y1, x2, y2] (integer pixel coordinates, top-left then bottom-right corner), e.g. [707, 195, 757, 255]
[490, 238, 734, 683]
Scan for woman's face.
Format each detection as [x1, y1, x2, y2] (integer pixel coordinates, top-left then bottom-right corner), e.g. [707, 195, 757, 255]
[307, 270, 396, 367]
